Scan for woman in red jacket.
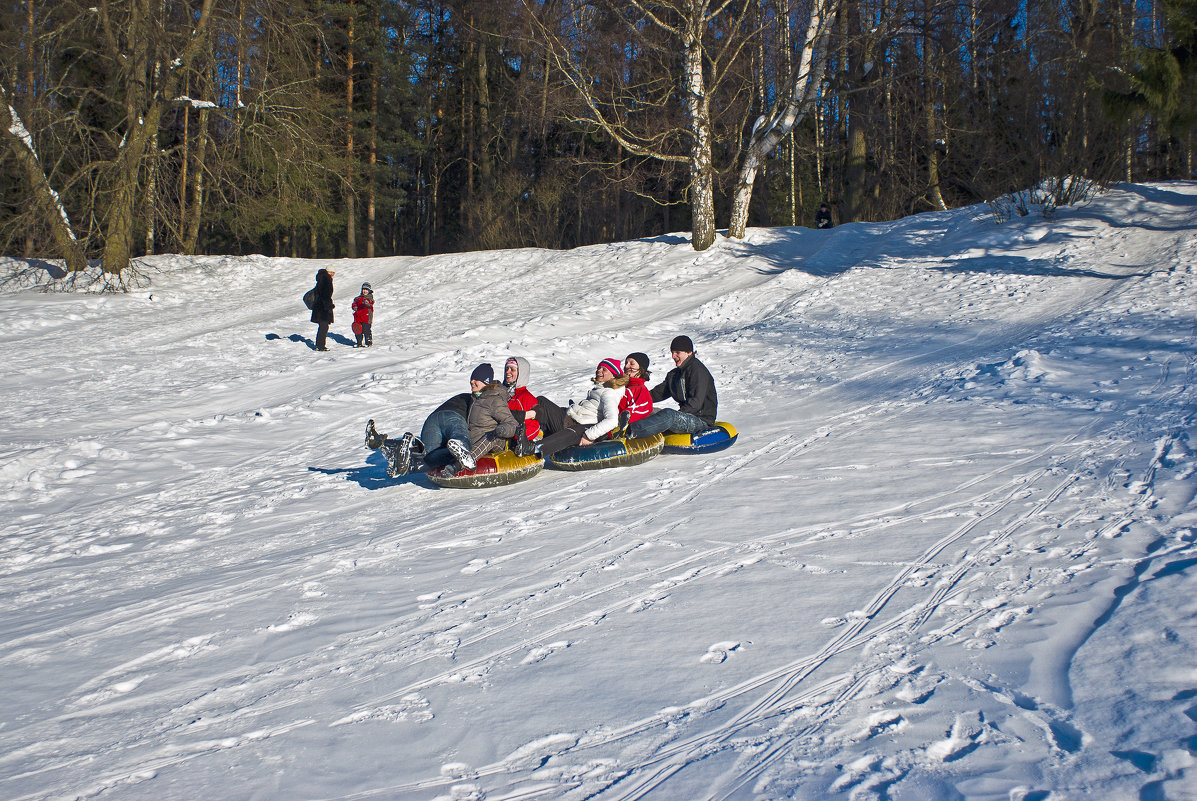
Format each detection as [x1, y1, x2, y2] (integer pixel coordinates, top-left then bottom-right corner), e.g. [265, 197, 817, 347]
[621, 352, 654, 426]
[503, 356, 540, 454]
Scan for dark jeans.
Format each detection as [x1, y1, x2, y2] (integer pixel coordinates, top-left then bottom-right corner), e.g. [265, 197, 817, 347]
[534, 396, 587, 457]
[315, 322, 330, 350]
[629, 408, 710, 438]
[356, 322, 372, 347]
[420, 409, 471, 468]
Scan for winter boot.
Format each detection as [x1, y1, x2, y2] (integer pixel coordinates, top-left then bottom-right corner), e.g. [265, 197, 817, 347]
[381, 432, 415, 477]
[365, 419, 386, 450]
[446, 438, 476, 471]
[612, 410, 632, 439]
[513, 425, 534, 457]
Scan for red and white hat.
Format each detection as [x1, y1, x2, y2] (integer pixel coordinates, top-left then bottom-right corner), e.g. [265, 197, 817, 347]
[598, 358, 624, 377]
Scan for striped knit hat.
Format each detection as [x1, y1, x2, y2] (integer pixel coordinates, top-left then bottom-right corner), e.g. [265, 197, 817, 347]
[598, 358, 624, 377]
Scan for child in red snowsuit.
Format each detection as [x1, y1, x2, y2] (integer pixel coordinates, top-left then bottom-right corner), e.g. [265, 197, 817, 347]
[352, 282, 374, 347]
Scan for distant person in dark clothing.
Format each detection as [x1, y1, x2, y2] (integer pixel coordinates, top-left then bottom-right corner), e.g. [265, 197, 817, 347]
[815, 202, 834, 229]
[311, 268, 335, 350]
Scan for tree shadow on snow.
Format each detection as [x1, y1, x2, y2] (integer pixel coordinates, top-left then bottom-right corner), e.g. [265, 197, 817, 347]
[1089, 182, 1197, 233]
[738, 226, 857, 277]
[930, 254, 1149, 280]
[20, 258, 70, 280]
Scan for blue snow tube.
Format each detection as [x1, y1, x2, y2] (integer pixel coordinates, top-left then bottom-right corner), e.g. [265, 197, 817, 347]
[545, 433, 665, 471]
[662, 422, 738, 454]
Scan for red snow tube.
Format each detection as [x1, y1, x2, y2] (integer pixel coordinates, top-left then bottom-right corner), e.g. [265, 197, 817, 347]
[429, 450, 544, 489]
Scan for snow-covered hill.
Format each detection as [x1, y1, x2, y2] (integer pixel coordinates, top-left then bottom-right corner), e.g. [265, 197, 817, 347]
[3, 182, 1196, 800]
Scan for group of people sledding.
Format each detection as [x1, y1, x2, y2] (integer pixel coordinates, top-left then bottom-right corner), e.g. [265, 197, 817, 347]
[365, 335, 718, 479]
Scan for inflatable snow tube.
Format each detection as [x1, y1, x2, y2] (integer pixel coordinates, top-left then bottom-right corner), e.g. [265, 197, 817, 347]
[429, 450, 544, 489]
[663, 422, 738, 454]
[545, 433, 665, 471]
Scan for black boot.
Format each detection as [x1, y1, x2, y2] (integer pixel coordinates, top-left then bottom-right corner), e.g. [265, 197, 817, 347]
[513, 425, 534, 457]
[381, 432, 415, 478]
[365, 419, 386, 450]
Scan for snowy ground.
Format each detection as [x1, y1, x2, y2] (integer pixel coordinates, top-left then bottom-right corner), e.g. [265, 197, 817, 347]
[2, 182, 1196, 801]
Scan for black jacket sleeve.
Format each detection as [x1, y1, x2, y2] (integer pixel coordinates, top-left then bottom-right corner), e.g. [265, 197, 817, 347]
[678, 359, 718, 425]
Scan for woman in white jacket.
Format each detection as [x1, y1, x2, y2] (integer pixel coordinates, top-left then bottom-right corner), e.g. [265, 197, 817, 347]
[528, 358, 628, 457]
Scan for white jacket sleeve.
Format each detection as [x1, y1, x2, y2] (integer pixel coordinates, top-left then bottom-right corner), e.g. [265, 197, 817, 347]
[584, 387, 623, 441]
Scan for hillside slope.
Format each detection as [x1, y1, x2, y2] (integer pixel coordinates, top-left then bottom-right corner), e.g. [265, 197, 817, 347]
[2, 182, 1196, 801]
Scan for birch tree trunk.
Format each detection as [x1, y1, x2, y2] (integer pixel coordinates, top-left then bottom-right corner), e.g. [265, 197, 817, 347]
[524, 0, 752, 252]
[728, 0, 836, 239]
[143, 126, 159, 255]
[1, 83, 88, 271]
[924, 9, 947, 212]
[682, 13, 717, 251]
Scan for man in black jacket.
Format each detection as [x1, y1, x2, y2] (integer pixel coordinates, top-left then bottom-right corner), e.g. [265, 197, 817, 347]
[628, 335, 718, 438]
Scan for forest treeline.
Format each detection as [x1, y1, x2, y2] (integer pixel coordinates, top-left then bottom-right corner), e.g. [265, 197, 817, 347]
[2, 0, 1195, 273]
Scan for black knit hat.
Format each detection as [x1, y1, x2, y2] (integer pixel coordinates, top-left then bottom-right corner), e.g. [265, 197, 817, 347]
[626, 352, 650, 375]
[670, 335, 694, 353]
[470, 363, 494, 384]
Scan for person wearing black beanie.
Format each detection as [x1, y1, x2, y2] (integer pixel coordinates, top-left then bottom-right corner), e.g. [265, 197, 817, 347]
[622, 352, 654, 426]
[470, 363, 494, 384]
[628, 335, 718, 438]
[625, 352, 651, 379]
[669, 335, 693, 353]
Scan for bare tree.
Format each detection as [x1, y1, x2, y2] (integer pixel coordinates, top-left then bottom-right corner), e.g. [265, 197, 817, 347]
[525, 0, 758, 251]
[728, 0, 837, 239]
[0, 81, 87, 271]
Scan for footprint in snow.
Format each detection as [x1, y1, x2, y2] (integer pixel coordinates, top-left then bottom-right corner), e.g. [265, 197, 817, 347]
[521, 641, 571, 665]
[267, 611, 318, 632]
[417, 591, 444, 609]
[627, 593, 670, 613]
[700, 641, 743, 664]
[331, 694, 434, 726]
[928, 711, 985, 762]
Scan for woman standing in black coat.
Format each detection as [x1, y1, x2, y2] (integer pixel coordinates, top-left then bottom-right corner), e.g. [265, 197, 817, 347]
[311, 268, 335, 351]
